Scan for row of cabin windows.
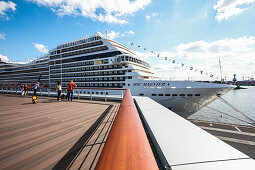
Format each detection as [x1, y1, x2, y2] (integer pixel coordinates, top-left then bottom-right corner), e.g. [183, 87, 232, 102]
[50, 45, 107, 61]
[118, 56, 150, 68]
[58, 76, 132, 82]
[52, 82, 125, 88]
[61, 71, 126, 77]
[150, 94, 201, 97]
[60, 64, 124, 73]
[61, 46, 108, 58]
[1, 65, 49, 74]
[56, 36, 102, 50]
[0, 70, 49, 78]
[55, 51, 122, 64]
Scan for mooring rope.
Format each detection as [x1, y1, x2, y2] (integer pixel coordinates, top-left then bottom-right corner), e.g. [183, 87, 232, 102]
[183, 97, 255, 126]
[217, 96, 255, 125]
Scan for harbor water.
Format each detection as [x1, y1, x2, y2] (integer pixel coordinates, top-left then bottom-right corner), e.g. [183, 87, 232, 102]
[188, 86, 255, 126]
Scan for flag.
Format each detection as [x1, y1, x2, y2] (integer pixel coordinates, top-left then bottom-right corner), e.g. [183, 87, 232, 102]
[190, 67, 193, 70]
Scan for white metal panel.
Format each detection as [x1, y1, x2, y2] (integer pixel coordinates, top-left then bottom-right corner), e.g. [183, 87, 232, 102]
[134, 96, 255, 169]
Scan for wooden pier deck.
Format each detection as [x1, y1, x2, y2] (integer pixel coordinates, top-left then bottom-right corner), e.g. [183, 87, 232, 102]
[0, 94, 120, 170]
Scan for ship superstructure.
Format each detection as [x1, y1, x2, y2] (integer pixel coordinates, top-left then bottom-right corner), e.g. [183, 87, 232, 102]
[0, 33, 233, 118]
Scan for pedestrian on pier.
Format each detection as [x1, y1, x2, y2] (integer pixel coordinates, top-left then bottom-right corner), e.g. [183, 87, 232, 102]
[33, 82, 39, 96]
[56, 82, 62, 101]
[23, 84, 28, 96]
[67, 80, 77, 102]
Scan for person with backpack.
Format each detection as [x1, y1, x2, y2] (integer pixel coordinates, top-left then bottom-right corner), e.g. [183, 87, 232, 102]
[56, 82, 62, 101]
[33, 82, 39, 96]
[67, 80, 77, 102]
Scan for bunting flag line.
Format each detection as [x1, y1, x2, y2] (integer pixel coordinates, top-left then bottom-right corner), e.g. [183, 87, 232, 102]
[124, 38, 215, 79]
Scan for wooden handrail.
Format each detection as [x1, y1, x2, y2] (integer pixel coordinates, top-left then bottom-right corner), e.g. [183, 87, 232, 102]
[95, 89, 158, 170]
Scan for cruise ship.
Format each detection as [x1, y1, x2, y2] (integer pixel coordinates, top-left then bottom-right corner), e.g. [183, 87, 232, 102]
[0, 33, 233, 118]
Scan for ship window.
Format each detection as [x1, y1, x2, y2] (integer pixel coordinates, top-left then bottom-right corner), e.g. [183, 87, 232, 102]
[158, 94, 163, 96]
[172, 94, 178, 96]
[187, 94, 193, 96]
[152, 94, 156, 96]
[106, 92, 108, 95]
[101, 92, 103, 95]
[180, 94, 185, 96]
[139, 93, 144, 96]
[165, 94, 170, 96]
[195, 94, 200, 96]
[96, 92, 98, 95]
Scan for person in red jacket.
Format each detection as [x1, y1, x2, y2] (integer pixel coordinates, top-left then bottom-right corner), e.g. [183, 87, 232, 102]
[67, 80, 77, 101]
[23, 84, 28, 96]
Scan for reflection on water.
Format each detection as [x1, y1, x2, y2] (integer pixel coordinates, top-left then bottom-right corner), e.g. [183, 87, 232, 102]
[188, 86, 255, 126]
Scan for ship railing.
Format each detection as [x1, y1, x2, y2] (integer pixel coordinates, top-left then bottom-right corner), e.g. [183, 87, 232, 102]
[0, 85, 126, 101]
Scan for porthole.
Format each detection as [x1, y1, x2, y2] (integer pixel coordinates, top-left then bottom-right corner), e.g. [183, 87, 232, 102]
[152, 94, 156, 96]
[195, 94, 200, 96]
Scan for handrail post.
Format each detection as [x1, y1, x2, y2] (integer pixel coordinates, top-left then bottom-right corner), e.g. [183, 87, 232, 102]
[104, 90, 107, 102]
[78, 90, 80, 100]
[48, 88, 49, 96]
[121, 90, 123, 99]
[40, 88, 42, 96]
[16, 87, 17, 94]
[90, 89, 92, 100]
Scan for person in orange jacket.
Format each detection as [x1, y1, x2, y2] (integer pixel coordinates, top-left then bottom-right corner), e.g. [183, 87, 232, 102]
[67, 80, 77, 101]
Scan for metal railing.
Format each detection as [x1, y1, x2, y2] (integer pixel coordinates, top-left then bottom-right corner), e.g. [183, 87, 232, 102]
[95, 89, 158, 170]
[0, 85, 126, 102]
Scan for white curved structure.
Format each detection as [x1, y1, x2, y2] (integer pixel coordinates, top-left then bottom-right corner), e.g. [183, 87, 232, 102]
[0, 33, 233, 118]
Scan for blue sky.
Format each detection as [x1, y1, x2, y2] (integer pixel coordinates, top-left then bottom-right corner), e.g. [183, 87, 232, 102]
[0, 0, 255, 80]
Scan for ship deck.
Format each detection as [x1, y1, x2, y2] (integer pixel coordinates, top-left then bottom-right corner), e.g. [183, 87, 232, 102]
[0, 94, 119, 169]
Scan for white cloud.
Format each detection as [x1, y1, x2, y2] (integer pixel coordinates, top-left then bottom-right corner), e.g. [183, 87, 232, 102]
[0, 1, 16, 20]
[214, 0, 255, 21]
[33, 43, 49, 53]
[145, 15, 151, 20]
[107, 31, 119, 40]
[28, 0, 151, 24]
[145, 12, 158, 20]
[125, 30, 135, 35]
[0, 32, 6, 40]
[0, 54, 9, 62]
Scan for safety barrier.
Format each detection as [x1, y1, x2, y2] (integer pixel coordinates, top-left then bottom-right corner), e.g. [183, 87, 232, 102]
[95, 89, 158, 170]
[0, 85, 126, 101]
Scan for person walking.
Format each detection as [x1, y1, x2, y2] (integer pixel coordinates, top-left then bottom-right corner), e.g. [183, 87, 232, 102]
[56, 82, 62, 101]
[33, 82, 39, 96]
[67, 80, 77, 102]
[24, 84, 28, 96]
